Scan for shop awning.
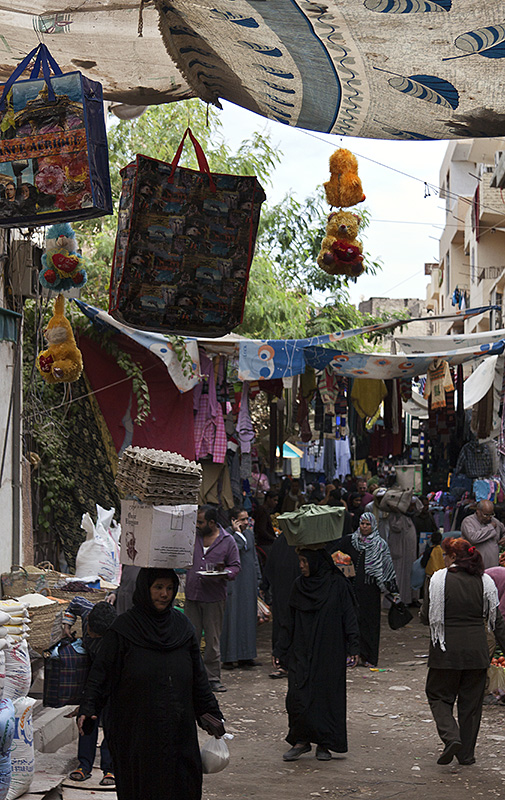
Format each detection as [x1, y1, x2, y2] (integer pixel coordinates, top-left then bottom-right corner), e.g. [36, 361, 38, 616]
[2, 2, 505, 139]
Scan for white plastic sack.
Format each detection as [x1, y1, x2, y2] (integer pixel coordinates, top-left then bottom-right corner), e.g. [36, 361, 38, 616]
[7, 697, 35, 800]
[77, 505, 121, 583]
[3, 643, 31, 702]
[201, 735, 231, 774]
[0, 604, 26, 618]
[0, 617, 9, 629]
[0, 699, 14, 800]
[0, 700, 15, 758]
[0, 652, 5, 701]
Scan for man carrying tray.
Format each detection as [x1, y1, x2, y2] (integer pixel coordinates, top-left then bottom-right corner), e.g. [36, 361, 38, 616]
[185, 505, 241, 693]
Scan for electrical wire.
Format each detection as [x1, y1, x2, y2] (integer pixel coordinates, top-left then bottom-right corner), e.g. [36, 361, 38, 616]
[298, 127, 505, 220]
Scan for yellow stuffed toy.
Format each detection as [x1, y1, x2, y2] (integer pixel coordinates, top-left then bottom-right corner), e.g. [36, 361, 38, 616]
[323, 148, 365, 209]
[317, 210, 365, 277]
[36, 294, 83, 384]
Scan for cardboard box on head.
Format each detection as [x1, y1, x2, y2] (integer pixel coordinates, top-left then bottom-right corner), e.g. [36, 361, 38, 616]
[120, 500, 197, 569]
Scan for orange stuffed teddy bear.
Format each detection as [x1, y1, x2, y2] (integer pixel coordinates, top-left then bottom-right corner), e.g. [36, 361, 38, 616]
[323, 148, 365, 209]
[36, 294, 83, 383]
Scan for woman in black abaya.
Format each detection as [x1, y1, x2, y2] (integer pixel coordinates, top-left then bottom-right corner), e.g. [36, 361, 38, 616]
[78, 568, 223, 800]
[273, 548, 360, 762]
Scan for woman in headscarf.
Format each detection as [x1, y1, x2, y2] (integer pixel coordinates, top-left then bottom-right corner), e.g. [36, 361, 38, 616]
[421, 538, 505, 765]
[364, 487, 390, 542]
[336, 511, 399, 666]
[77, 568, 223, 800]
[272, 547, 360, 762]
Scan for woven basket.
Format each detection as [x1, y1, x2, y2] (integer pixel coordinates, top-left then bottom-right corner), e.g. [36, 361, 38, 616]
[48, 588, 108, 604]
[29, 601, 70, 655]
[2, 563, 67, 599]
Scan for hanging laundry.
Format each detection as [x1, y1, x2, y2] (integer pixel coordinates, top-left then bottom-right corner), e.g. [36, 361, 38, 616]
[318, 367, 339, 415]
[194, 352, 227, 463]
[301, 366, 317, 400]
[351, 378, 387, 419]
[471, 385, 494, 440]
[454, 440, 493, 478]
[423, 359, 454, 410]
[237, 381, 255, 453]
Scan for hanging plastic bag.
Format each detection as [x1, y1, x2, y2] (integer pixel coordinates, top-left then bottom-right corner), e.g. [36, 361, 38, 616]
[200, 734, 233, 774]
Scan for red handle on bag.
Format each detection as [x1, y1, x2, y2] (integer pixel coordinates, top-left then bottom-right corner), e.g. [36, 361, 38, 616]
[167, 127, 216, 192]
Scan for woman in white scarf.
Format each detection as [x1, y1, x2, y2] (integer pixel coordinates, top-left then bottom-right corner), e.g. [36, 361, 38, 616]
[420, 537, 505, 766]
[335, 512, 399, 667]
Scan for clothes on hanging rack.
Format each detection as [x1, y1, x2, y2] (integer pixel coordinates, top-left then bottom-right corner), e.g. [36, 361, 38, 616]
[424, 359, 454, 410]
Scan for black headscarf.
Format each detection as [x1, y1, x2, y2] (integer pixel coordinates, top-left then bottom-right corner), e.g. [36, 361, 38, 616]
[112, 568, 194, 652]
[290, 549, 340, 612]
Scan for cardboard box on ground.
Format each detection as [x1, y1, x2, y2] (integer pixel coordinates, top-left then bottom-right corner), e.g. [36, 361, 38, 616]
[120, 501, 197, 569]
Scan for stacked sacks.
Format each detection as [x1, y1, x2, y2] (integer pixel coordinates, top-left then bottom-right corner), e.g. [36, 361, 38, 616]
[0, 601, 35, 800]
[0, 602, 30, 644]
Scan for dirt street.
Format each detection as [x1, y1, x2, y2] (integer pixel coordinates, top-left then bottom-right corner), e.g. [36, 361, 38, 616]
[203, 613, 505, 800]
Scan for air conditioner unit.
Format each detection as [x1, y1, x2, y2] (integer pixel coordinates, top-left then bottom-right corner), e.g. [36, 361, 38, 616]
[9, 239, 39, 298]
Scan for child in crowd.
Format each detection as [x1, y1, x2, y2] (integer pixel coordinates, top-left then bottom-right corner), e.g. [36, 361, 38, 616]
[62, 598, 117, 786]
[421, 530, 445, 579]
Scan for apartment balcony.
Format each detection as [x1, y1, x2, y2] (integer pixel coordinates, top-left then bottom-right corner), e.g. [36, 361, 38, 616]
[479, 171, 505, 224]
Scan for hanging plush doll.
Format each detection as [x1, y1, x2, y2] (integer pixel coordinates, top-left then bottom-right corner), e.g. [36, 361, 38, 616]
[317, 210, 365, 277]
[323, 148, 366, 209]
[39, 223, 87, 292]
[36, 294, 83, 384]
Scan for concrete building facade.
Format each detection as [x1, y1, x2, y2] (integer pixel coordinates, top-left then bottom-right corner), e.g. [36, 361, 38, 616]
[426, 138, 505, 336]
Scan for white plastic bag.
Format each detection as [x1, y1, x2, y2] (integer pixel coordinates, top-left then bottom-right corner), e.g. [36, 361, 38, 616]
[76, 505, 121, 583]
[3, 643, 31, 701]
[7, 697, 35, 800]
[201, 735, 232, 774]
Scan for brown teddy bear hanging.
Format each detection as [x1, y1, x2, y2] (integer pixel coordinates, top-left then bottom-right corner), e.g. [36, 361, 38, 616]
[317, 210, 364, 277]
[317, 147, 366, 277]
[36, 294, 83, 383]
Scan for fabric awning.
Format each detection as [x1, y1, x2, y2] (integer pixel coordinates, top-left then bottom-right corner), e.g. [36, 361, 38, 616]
[396, 329, 505, 354]
[75, 300, 201, 393]
[1, 2, 505, 139]
[238, 306, 498, 381]
[303, 341, 505, 379]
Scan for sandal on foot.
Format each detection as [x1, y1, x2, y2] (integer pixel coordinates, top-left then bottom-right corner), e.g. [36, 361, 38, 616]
[269, 668, 288, 679]
[100, 772, 115, 786]
[69, 768, 91, 782]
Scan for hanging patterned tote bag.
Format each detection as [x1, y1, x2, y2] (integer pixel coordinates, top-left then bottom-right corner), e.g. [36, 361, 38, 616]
[0, 43, 112, 227]
[108, 127, 266, 336]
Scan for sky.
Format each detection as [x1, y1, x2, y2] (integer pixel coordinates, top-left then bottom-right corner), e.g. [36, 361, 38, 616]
[217, 99, 448, 307]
